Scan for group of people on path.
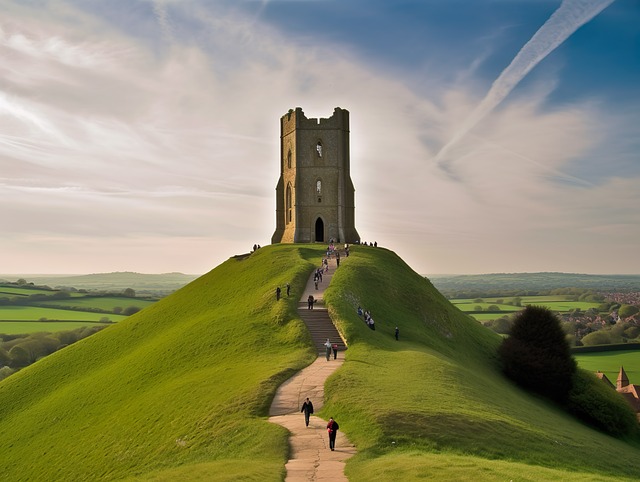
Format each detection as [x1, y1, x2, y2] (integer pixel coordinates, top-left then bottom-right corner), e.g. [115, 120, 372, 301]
[300, 397, 340, 451]
[324, 338, 338, 361]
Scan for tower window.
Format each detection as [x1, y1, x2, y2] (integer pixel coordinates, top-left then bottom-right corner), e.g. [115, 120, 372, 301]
[286, 184, 292, 224]
[316, 180, 322, 194]
[287, 150, 292, 169]
[316, 141, 322, 157]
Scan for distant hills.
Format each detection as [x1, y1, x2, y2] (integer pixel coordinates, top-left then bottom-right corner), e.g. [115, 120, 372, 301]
[430, 272, 640, 293]
[4, 271, 639, 297]
[0, 271, 199, 295]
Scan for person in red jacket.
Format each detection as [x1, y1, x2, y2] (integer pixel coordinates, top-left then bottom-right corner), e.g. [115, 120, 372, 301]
[327, 417, 339, 450]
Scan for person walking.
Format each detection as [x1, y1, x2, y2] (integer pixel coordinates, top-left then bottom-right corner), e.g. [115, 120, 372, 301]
[332, 343, 338, 360]
[327, 417, 339, 450]
[308, 295, 315, 310]
[276, 286, 281, 301]
[395, 326, 399, 341]
[324, 338, 332, 361]
[300, 397, 314, 427]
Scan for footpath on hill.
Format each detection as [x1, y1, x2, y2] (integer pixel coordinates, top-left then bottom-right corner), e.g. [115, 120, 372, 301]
[269, 251, 356, 481]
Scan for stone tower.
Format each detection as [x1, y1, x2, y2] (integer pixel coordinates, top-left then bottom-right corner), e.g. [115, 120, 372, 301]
[271, 107, 360, 244]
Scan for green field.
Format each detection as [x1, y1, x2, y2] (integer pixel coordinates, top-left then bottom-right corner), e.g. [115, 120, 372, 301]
[0, 272, 198, 294]
[0, 245, 639, 481]
[450, 301, 520, 312]
[0, 284, 153, 335]
[32, 296, 155, 311]
[0, 306, 126, 322]
[451, 296, 602, 320]
[574, 350, 640, 384]
[0, 286, 65, 296]
[0, 321, 112, 335]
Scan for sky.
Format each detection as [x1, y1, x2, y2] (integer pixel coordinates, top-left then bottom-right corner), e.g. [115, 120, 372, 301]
[1, 0, 639, 276]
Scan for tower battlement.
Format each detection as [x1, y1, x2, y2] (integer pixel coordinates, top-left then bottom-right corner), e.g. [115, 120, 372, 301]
[282, 107, 349, 135]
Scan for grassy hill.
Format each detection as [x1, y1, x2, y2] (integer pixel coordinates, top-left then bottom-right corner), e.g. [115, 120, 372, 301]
[1, 244, 639, 481]
[0, 245, 319, 481]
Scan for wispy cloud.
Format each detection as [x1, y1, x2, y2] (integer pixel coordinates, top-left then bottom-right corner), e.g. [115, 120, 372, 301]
[0, 0, 637, 275]
[434, 0, 616, 173]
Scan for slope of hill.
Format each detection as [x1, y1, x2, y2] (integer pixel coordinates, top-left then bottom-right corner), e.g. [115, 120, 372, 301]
[0, 245, 320, 481]
[322, 247, 640, 480]
[1, 244, 639, 481]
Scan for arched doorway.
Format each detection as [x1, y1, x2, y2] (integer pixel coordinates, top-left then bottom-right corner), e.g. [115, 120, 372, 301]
[315, 218, 324, 242]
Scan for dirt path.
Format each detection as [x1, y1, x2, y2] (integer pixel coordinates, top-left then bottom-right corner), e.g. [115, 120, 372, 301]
[269, 251, 356, 481]
[269, 357, 355, 481]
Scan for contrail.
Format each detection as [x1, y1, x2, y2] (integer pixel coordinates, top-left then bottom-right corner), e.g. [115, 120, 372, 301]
[153, 1, 174, 43]
[434, 0, 616, 169]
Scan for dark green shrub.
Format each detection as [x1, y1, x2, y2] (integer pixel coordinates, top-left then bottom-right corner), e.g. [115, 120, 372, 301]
[618, 304, 639, 320]
[123, 306, 141, 315]
[581, 331, 613, 346]
[9, 345, 30, 367]
[499, 305, 576, 403]
[0, 366, 15, 381]
[566, 369, 639, 439]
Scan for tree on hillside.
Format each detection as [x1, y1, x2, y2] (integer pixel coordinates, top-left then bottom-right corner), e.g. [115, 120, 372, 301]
[499, 305, 576, 403]
[580, 330, 615, 346]
[123, 306, 141, 316]
[122, 288, 136, 298]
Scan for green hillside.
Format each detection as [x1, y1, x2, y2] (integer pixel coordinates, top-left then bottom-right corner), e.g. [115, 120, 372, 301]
[1, 244, 639, 481]
[322, 248, 640, 480]
[0, 245, 319, 481]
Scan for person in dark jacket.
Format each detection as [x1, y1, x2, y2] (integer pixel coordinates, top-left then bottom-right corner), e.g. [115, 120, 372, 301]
[327, 417, 339, 450]
[301, 397, 314, 427]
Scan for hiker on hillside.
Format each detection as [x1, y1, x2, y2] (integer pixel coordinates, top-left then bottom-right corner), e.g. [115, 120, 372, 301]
[300, 397, 314, 427]
[276, 286, 281, 301]
[308, 295, 315, 310]
[395, 326, 399, 341]
[327, 417, 339, 450]
[324, 338, 332, 361]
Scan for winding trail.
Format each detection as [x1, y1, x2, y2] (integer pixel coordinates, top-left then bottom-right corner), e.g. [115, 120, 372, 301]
[269, 252, 356, 481]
